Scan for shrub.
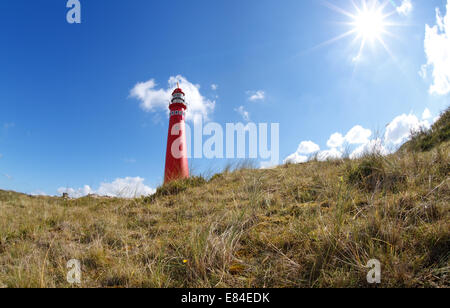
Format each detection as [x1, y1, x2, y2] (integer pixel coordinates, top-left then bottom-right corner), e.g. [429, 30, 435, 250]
[346, 155, 405, 192]
[143, 176, 207, 203]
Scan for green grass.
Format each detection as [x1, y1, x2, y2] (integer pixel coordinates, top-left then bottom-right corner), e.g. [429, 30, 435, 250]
[0, 112, 449, 288]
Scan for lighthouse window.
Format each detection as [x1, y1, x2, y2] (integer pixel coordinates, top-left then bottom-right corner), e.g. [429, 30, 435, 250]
[175, 111, 179, 115]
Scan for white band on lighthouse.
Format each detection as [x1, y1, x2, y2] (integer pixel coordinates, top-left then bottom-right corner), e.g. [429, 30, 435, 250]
[171, 98, 185, 104]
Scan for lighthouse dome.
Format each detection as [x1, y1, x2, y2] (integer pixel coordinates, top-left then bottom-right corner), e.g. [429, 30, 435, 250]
[172, 88, 185, 96]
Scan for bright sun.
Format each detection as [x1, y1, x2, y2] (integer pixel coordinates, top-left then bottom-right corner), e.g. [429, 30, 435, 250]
[353, 8, 386, 41]
[319, 0, 399, 61]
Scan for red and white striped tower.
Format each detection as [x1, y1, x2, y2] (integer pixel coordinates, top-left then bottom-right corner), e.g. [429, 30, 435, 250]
[164, 83, 189, 183]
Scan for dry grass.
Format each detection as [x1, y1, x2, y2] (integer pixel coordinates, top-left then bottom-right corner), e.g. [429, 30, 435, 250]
[0, 142, 449, 288]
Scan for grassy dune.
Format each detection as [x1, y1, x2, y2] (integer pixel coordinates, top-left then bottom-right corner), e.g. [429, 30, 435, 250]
[0, 112, 449, 288]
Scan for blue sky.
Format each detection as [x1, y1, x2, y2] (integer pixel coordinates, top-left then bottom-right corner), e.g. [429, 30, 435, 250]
[0, 0, 449, 196]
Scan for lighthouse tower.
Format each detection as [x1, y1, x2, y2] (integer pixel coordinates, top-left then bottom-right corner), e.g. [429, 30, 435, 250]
[164, 83, 189, 183]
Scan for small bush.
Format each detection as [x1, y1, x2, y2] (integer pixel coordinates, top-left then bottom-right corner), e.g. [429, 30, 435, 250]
[143, 176, 207, 203]
[346, 156, 405, 192]
[347, 156, 382, 190]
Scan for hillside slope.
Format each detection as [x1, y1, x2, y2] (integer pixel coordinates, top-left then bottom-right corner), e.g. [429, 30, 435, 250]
[0, 113, 449, 288]
[401, 106, 450, 152]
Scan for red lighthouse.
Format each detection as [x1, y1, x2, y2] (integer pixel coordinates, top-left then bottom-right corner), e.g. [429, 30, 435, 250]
[164, 83, 189, 183]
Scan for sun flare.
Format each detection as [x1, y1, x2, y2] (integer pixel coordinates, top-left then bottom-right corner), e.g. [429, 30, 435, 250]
[319, 0, 401, 62]
[353, 8, 386, 41]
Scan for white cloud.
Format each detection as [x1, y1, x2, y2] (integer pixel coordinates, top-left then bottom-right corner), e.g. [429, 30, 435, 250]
[31, 190, 49, 196]
[419, 64, 428, 79]
[235, 106, 250, 121]
[57, 185, 94, 199]
[345, 125, 372, 144]
[130, 75, 215, 122]
[247, 90, 265, 102]
[283, 141, 319, 164]
[260, 161, 278, 169]
[318, 148, 343, 161]
[397, 0, 413, 16]
[283, 152, 308, 164]
[96, 177, 155, 198]
[327, 132, 345, 148]
[350, 139, 389, 159]
[58, 177, 155, 199]
[422, 0, 450, 95]
[385, 114, 430, 145]
[297, 141, 320, 154]
[130, 79, 166, 111]
[422, 108, 432, 120]
[284, 108, 439, 167]
[211, 84, 218, 91]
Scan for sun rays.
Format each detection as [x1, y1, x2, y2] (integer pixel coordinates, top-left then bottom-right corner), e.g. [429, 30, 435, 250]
[320, 0, 402, 63]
